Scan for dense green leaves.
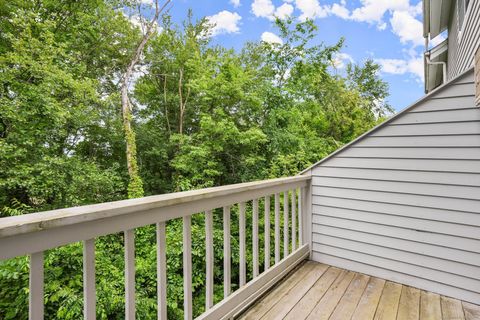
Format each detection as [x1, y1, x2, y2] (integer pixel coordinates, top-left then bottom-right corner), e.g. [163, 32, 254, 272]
[0, 2, 392, 319]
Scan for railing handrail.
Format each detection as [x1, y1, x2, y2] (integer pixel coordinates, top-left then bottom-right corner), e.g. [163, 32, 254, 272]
[0, 175, 310, 239]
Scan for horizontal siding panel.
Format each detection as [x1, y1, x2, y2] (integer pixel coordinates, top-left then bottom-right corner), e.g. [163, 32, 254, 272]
[312, 167, 480, 187]
[430, 83, 474, 99]
[312, 243, 480, 293]
[311, 216, 480, 253]
[311, 235, 480, 284]
[392, 108, 480, 124]
[311, 253, 480, 304]
[410, 96, 475, 112]
[312, 195, 480, 226]
[452, 70, 475, 84]
[313, 177, 480, 200]
[371, 122, 480, 136]
[355, 135, 480, 147]
[313, 186, 480, 213]
[311, 225, 480, 266]
[312, 205, 480, 239]
[322, 157, 480, 173]
[340, 147, 480, 160]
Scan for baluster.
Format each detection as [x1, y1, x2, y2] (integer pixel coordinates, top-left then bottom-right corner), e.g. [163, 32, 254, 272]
[157, 222, 167, 319]
[124, 229, 135, 320]
[264, 195, 270, 270]
[205, 211, 214, 310]
[283, 191, 289, 258]
[83, 239, 96, 320]
[274, 193, 280, 264]
[291, 191, 296, 251]
[223, 206, 231, 297]
[252, 199, 259, 278]
[29, 251, 44, 320]
[298, 188, 303, 245]
[239, 202, 246, 287]
[183, 216, 192, 320]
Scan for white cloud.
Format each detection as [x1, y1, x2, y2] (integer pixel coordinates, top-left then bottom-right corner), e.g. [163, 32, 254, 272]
[350, 0, 410, 27]
[390, 10, 423, 47]
[275, 3, 294, 19]
[261, 31, 283, 44]
[333, 52, 354, 69]
[251, 0, 275, 19]
[328, 2, 350, 19]
[230, 0, 241, 8]
[295, 0, 328, 21]
[206, 11, 242, 36]
[376, 55, 424, 82]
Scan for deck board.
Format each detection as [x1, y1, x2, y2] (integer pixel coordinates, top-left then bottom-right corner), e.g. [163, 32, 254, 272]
[238, 261, 480, 320]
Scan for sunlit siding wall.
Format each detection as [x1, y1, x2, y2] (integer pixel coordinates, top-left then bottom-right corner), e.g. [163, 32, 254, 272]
[310, 69, 480, 304]
[447, 0, 480, 80]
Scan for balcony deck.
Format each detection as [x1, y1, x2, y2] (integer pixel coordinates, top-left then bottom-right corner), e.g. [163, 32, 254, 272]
[239, 261, 480, 320]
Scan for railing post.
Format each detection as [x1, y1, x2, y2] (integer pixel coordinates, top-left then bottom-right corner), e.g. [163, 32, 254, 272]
[264, 195, 270, 270]
[157, 222, 167, 320]
[252, 199, 259, 278]
[29, 251, 44, 320]
[301, 177, 312, 258]
[205, 211, 214, 310]
[291, 191, 296, 251]
[183, 216, 192, 320]
[274, 193, 280, 264]
[239, 203, 246, 287]
[223, 206, 231, 297]
[124, 229, 135, 320]
[83, 239, 96, 320]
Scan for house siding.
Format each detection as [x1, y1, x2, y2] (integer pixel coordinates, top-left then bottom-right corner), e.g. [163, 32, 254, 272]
[310, 69, 480, 304]
[447, 0, 480, 80]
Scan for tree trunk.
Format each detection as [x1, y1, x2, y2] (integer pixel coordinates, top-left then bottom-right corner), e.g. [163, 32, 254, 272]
[121, 0, 171, 198]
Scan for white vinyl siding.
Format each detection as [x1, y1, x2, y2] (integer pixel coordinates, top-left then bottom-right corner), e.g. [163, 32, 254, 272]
[447, 0, 480, 80]
[310, 69, 480, 304]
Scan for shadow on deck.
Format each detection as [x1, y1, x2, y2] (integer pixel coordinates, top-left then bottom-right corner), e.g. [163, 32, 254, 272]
[239, 261, 480, 320]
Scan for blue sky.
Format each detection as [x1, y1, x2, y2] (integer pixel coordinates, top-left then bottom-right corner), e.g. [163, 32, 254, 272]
[142, 0, 446, 112]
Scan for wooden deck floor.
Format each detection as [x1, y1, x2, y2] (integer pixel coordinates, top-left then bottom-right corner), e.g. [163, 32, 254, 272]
[239, 261, 480, 320]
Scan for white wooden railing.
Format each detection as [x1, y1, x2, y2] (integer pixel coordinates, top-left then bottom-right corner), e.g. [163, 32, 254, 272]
[0, 175, 312, 320]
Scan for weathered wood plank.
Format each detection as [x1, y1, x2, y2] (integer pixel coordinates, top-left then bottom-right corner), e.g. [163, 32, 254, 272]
[260, 263, 328, 319]
[441, 296, 465, 320]
[351, 277, 386, 320]
[306, 270, 356, 320]
[373, 281, 402, 320]
[397, 286, 420, 320]
[420, 291, 442, 320]
[329, 273, 370, 320]
[463, 301, 480, 320]
[284, 267, 342, 320]
[239, 261, 314, 320]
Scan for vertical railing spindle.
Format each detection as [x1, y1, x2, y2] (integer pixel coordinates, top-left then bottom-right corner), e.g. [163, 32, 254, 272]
[264, 195, 270, 270]
[298, 188, 303, 245]
[252, 199, 259, 278]
[124, 229, 135, 320]
[291, 191, 296, 251]
[283, 191, 289, 258]
[29, 251, 44, 320]
[223, 206, 231, 297]
[239, 203, 246, 287]
[274, 193, 280, 264]
[157, 222, 167, 320]
[83, 239, 96, 320]
[183, 216, 192, 320]
[205, 211, 214, 310]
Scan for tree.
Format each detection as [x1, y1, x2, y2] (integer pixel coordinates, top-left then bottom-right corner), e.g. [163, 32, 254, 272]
[120, 0, 171, 198]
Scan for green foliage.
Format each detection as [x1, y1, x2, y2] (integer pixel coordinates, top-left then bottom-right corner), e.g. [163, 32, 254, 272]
[0, 3, 392, 319]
